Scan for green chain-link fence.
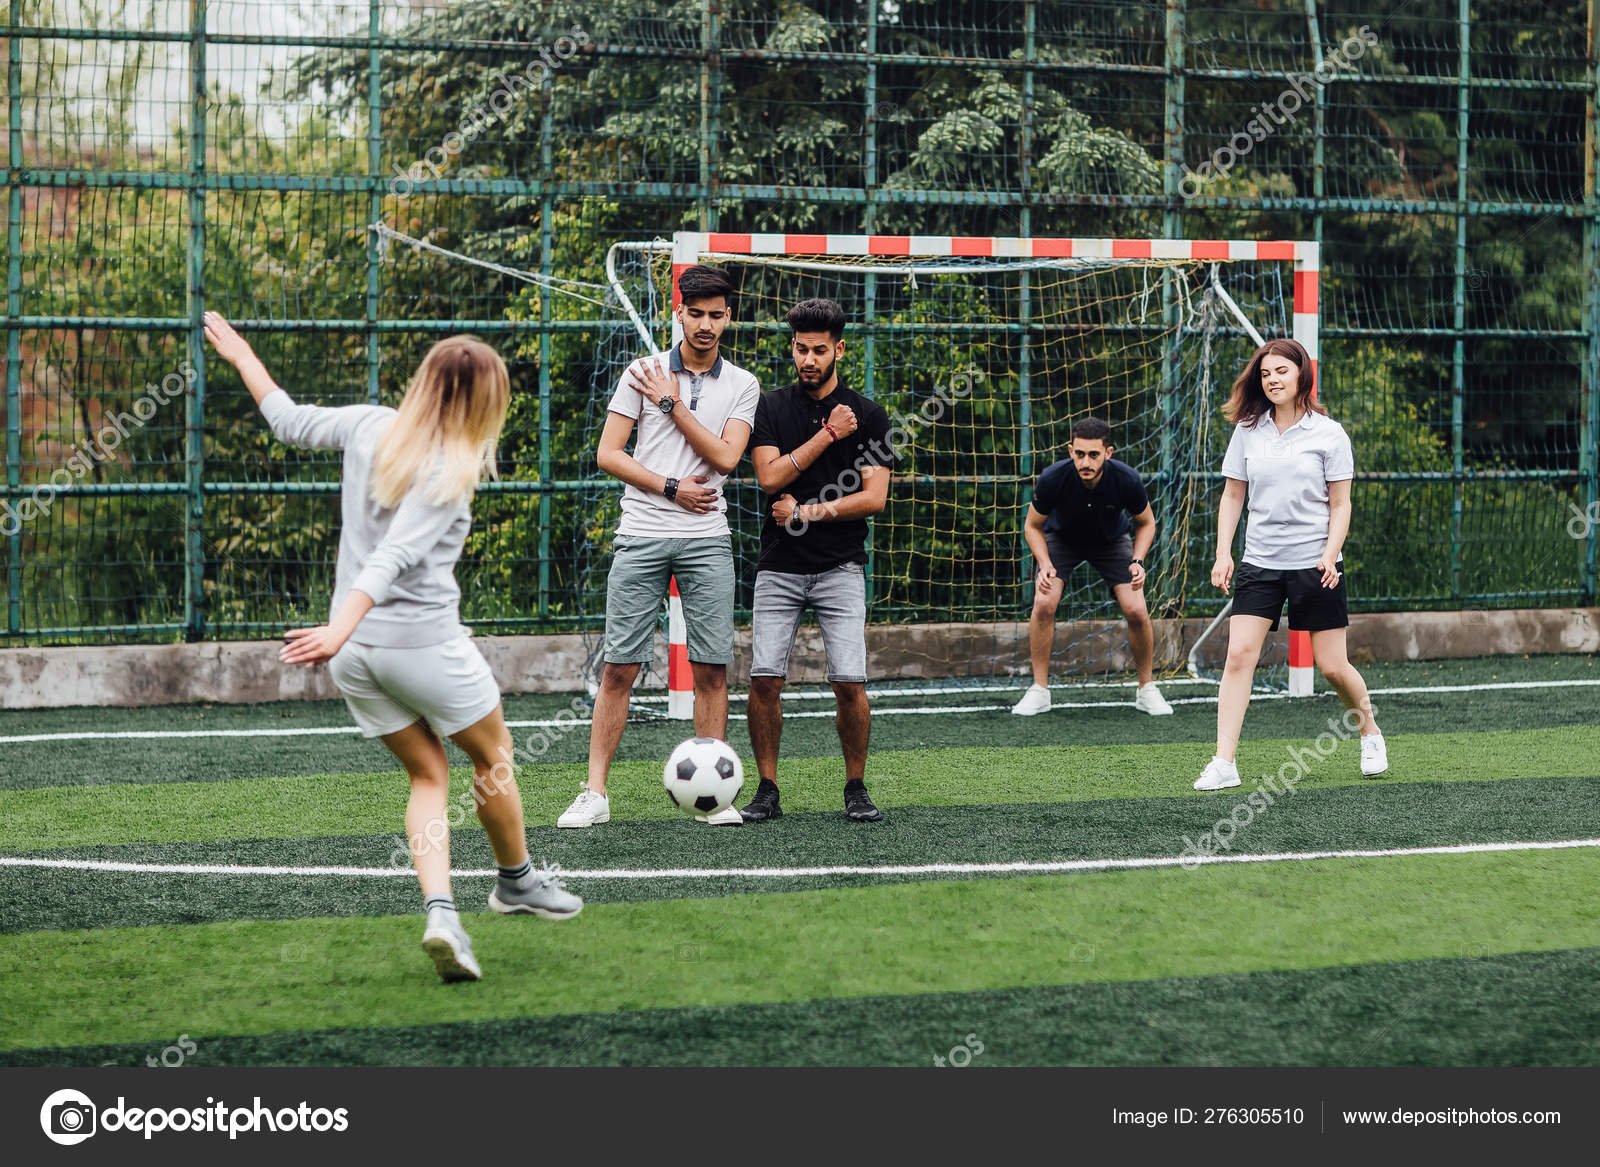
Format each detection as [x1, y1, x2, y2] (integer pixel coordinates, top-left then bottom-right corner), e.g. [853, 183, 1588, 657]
[2, 0, 1597, 645]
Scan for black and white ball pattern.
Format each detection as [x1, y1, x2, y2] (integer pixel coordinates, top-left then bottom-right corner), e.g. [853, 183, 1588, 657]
[662, 736, 745, 816]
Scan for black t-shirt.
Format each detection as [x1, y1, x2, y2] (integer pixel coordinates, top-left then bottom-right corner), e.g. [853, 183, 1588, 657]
[1032, 457, 1149, 546]
[750, 380, 893, 574]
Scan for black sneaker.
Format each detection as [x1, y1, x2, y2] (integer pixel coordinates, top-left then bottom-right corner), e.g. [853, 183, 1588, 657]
[740, 778, 783, 823]
[844, 783, 883, 822]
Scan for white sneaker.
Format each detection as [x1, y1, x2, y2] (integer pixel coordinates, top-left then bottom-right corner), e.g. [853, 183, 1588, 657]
[693, 804, 744, 826]
[421, 912, 481, 983]
[1134, 683, 1174, 716]
[1360, 733, 1389, 776]
[557, 787, 610, 828]
[1194, 756, 1241, 791]
[1011, 684, 1051, 716]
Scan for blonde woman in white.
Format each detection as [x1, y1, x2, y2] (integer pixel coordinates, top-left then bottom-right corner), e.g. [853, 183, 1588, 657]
[204, 313, 580, 983]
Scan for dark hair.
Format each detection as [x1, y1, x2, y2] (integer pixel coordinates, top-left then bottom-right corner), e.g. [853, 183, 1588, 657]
[786, 297, 847, 341]
[1071, 417, 1112, 445]
[677, 264, 736, 308]
[1224, 338, 1325, 426]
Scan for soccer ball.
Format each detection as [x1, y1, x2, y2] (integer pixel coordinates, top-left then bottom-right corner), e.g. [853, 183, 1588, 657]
[663, 737, 744, 816]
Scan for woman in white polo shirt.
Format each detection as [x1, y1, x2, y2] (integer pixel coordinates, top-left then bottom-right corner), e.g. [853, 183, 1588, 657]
[1195, 338, 1388, 791]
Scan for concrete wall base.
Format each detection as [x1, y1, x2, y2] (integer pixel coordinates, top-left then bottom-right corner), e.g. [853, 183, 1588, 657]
[1, 607, 1595, 711]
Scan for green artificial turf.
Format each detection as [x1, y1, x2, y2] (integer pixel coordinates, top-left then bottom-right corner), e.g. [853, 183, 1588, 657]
[2, 654, 1596, 789]
[4, 724, 1597, 853]
[11, 944, 1598, 1067]
[5, 773, 1599, 934]
[5, 847, 1600, 1054]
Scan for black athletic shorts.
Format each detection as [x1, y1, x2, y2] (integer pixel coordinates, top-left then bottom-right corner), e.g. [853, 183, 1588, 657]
[1044, 531, 1134, 596]
[1231, 559, 1348, 632]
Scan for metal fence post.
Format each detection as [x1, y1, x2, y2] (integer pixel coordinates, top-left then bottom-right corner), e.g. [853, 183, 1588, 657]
[1584, 0, 1600, 603]
[862, 0, 879, 607]
[365, 0, 382, 405]
[1450, 0, 1470, 606]
[538, 14, 556, 620]
[5, 0, 23, 635]
[1160, 0, 1186, 587]
[1017, 1, 1036, 595]
[184, 0, 208, 641]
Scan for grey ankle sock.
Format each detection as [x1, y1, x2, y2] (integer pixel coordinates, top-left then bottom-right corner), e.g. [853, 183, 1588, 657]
[424, 895, 458, 922]
[498, 859, 532, 886]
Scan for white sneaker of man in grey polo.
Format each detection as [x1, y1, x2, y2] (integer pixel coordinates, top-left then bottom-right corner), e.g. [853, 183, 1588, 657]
[557, 786, 610, 828]
[1011, 684, 1051, 716]
[1194, 755, 1242, 791]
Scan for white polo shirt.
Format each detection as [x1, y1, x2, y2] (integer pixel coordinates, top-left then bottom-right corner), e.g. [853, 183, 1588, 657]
[606, 346, 760, 538]
[1221, 409, 1354, 569]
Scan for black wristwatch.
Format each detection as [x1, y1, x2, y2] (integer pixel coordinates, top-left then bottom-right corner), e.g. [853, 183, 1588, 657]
[1130, 558, 1144, 567]
[658, 395, 678, 415]
[663, 477, 679, 501]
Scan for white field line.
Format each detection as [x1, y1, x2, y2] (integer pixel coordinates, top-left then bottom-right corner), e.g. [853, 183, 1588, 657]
[631, 678, 1223, 703]
[3, 678, 1597, 744]
[2, 837, 1597, 880]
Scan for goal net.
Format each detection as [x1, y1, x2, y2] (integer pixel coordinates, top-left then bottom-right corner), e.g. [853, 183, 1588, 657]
[577, 233, 1319, 708]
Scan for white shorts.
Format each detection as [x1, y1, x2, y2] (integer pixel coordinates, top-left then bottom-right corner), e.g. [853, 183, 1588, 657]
[328, 635, 501, 739]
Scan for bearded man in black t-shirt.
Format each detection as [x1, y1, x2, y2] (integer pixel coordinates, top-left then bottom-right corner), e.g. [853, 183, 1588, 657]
[738, 298, 893, 824]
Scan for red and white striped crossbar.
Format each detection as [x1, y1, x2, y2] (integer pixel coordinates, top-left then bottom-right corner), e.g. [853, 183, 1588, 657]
[670, 233, 1321, 695]
[666, 575, 693, 720]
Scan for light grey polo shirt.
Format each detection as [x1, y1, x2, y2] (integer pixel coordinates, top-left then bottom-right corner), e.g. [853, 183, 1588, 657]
[606, 345, 760, 539]
[1221, 409, 1354, 570]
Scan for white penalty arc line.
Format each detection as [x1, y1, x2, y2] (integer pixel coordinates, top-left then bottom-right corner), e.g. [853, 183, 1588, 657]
[3, 837, 1598, 881]
[3, 678, 1598, 744]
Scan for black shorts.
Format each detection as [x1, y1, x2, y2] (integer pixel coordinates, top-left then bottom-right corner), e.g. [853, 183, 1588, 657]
[1044, 531, 1134, 596]
[1232, 560, 1348, 632]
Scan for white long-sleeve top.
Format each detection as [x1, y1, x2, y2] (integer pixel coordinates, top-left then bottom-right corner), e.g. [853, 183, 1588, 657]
[260, 389, 472, 648]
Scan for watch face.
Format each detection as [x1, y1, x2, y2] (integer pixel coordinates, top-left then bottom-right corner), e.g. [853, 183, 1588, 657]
[659, 396, 674, 413]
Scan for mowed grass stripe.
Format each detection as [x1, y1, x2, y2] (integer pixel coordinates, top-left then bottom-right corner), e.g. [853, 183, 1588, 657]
[5, 725, 1598, 853]
[5, 848, 1600, 1053]
[4, 654, 1597, 792]
[6, 775, 1599, 934]
[12, 945, 1598, 1067]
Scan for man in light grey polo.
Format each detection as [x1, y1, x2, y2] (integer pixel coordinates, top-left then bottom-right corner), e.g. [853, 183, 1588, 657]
[559, 264, 761, 828]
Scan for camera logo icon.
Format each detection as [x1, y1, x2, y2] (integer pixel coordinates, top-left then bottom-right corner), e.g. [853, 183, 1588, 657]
[40, 1088, 97, 1146]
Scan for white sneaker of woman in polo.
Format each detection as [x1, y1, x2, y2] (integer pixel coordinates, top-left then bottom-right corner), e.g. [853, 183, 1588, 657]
[203, 313, 581, 985]
[1198, 338, 1387, 793]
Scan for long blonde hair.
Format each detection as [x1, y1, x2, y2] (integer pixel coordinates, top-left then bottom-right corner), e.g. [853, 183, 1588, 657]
[370, 335, 510, 510]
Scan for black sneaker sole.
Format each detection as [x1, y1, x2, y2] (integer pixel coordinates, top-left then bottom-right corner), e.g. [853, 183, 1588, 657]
[845, 806, 883, 822]
[740, 804, 782, 822]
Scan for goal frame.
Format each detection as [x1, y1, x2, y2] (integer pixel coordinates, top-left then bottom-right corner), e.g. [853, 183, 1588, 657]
[663, 231, 1322, 701]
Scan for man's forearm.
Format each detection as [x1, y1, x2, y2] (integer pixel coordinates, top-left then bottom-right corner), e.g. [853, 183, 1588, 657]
[598, 449, 667, 496]
[670, 407, 738, 474]
[1130, 521, 1155, 562]
[799, 488, 881, 524]
[1024, 524, 1052, 570]
[761, 429, 835, 493]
